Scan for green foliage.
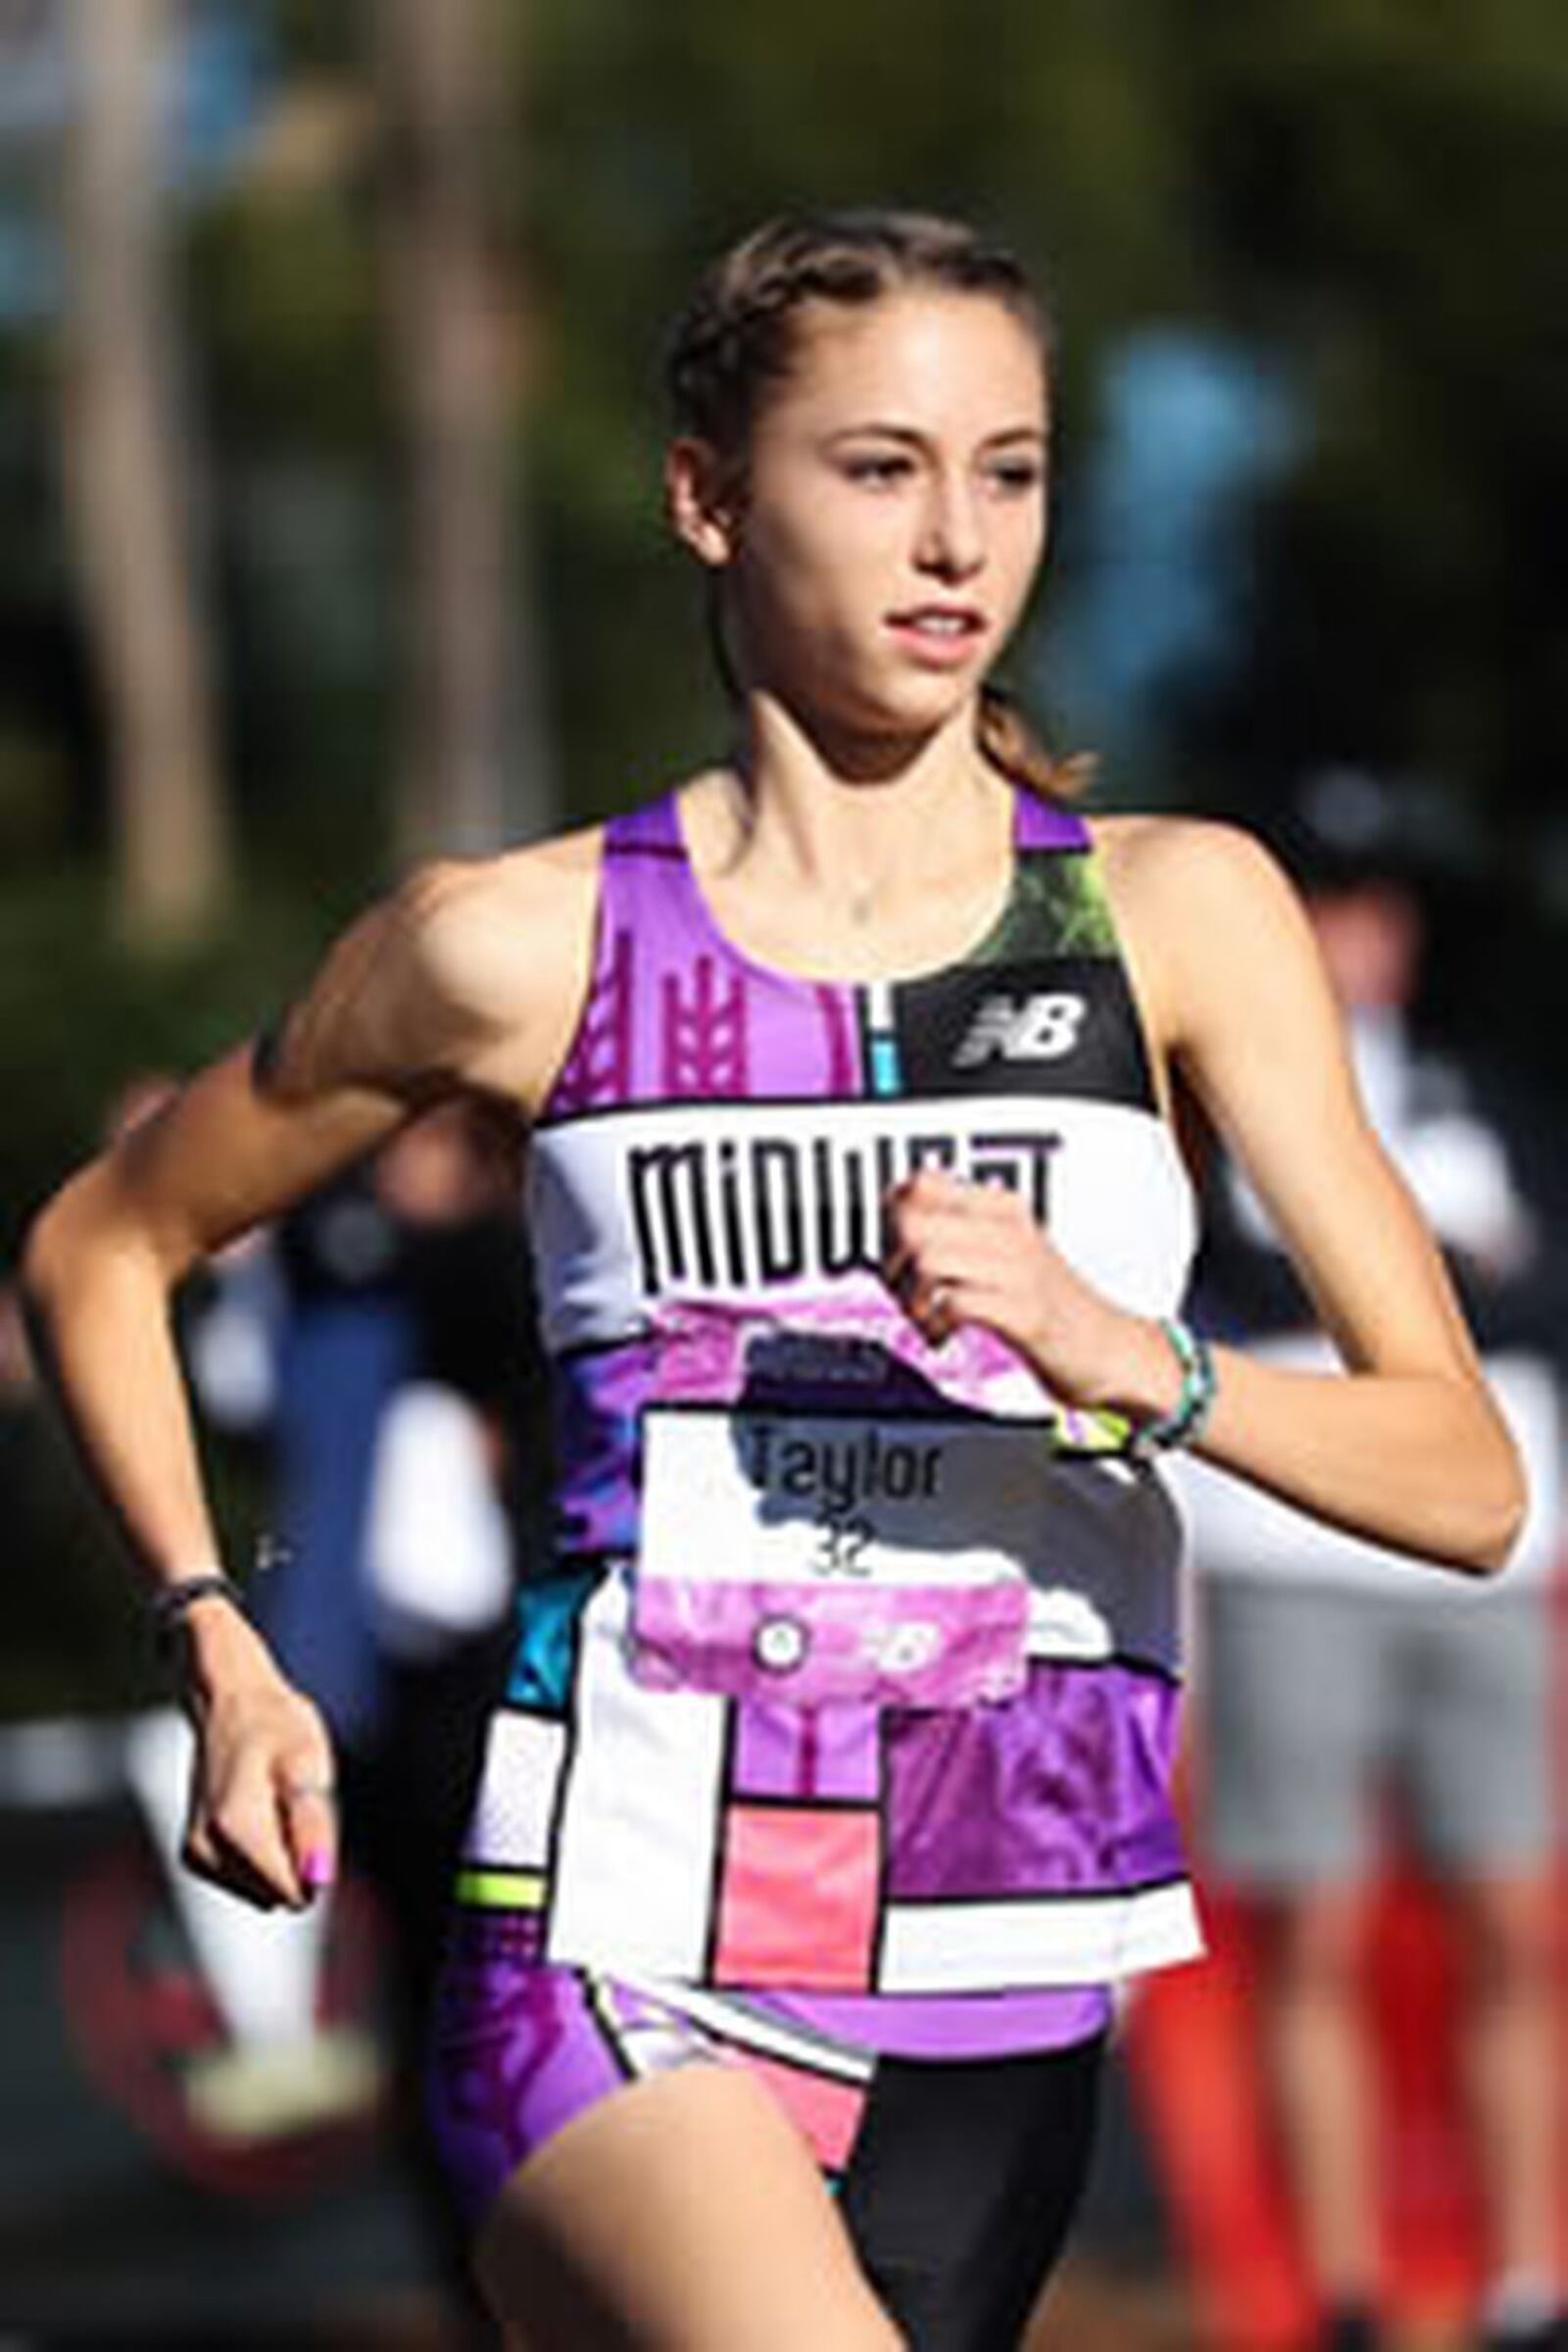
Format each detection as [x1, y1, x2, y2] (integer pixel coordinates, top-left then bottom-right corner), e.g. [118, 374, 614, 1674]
[0, 862, 343, 1260]
[0, 1397, 163, 1720]
[1172, 0, 1568, 862]
[189, 176, 388, 454]
[270, 0, 364, 78]
[0, 0, 1564, 1032]
[0, 857, 320, 1712]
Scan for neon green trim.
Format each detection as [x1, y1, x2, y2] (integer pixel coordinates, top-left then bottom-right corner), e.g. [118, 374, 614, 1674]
[455, 1867, 547, 1911]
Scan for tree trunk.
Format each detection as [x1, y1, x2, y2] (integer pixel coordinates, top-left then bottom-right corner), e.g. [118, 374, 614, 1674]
[57, 0, 231, 946]
[376, 0, 555, 864]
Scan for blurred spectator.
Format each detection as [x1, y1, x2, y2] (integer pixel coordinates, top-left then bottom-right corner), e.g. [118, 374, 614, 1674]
[0, 1075, 379, 2148]
[233, 1096, 541, 1855]
[230, 1097, 544, 2335]
[1179, 777, 1565, 2352]
[87, 1076, 381, 2141]
[116, 1084, 542, 2328]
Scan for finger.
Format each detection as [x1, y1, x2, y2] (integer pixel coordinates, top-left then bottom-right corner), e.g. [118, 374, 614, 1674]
[881, 1204, 963, 1285]
[885, 1197, 1004, 1281]
[922, 1277, 962, 1347]
[881, 1240, 945, 1320]
[184, 1772, 288, 1908]
[276, 1767, 339, 1898]
[888, 1167, 966, 1210]
[896, 1263, 967, 1347]
[881, 1174, 961, 1257]
[182, 1821, 287, 1910]
[205, 1747, 308, 1908]
[882, 1243, 919, 1302]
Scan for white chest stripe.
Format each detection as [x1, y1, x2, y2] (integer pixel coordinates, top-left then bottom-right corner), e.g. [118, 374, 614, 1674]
[527, 1094, 1195, 1351]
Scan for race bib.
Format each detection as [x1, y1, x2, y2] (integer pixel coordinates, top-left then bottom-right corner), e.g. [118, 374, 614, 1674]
[630, 1403, 1054, 1708]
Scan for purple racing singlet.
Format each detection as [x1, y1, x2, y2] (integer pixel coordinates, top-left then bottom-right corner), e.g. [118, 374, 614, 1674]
[441, 783, 1202, 2143]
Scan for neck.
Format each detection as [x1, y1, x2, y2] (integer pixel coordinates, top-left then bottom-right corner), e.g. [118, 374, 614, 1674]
[718, 693, 1007, 918]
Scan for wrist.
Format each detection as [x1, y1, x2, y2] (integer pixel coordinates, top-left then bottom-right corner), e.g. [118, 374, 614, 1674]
[1130, 1317, 1217, 1454]
[1085, 1313, 1188, 1423]
[159, 1582, 279, 1715]
[149, 1570, 244, 1648]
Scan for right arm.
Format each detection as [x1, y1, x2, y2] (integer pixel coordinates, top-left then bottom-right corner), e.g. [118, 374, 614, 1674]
[22, 848, 593, 1906]
[23, 1038, 407, 1910]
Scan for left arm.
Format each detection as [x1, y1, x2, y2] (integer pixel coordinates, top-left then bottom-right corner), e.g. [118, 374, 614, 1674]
[884, 819, 1525, 1574]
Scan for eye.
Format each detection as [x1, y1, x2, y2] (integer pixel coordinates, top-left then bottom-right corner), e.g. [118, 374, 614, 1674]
[983, 457, 1045, 497]
[840, 451, 916, 488]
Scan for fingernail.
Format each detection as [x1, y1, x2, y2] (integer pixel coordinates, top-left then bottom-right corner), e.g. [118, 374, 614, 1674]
[301, 1848, 335, 1891]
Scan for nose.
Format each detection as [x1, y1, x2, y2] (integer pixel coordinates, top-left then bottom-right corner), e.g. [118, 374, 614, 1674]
[914, 466, 985, 580]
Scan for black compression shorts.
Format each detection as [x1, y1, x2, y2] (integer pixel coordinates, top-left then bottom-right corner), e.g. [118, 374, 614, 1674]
[840, 2034, 1105, 2350]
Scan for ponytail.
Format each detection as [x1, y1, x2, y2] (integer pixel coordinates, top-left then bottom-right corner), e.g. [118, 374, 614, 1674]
[976, 684, 1096, 805]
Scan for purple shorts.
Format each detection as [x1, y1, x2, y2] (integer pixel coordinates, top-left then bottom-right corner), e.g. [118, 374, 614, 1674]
[427, 1908, 1110, 2228]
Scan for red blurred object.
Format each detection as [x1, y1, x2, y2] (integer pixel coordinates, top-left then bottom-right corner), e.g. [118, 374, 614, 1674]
[60, 1836, 389, 2202]
[1131, 1574, 1568, 2349]
[1128, 1873, 1496, 2350]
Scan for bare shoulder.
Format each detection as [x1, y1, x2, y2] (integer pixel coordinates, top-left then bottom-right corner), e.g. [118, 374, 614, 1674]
[1090, 809, 1296, 920]
[1089, 812, 1318, 1054]
[400, 823, 603, 1026]
[275, 820, 605, 1111]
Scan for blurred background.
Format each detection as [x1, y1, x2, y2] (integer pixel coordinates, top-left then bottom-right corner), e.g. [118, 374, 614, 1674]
[0, 2, 1564, 2345]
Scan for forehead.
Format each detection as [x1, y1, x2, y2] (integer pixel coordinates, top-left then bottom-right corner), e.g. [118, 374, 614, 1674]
[764, 290, 1048, 436]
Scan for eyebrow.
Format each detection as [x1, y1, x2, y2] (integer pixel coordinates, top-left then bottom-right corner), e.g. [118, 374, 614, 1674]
[823, 422, 1047, 451]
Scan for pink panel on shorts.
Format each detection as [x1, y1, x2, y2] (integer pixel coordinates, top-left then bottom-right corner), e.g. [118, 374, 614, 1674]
[742, 2046, 867, 2172]
[713, 1804, 880, 1988]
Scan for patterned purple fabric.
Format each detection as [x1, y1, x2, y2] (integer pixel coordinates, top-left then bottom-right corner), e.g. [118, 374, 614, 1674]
[884, 1663, 1186, 1898]
[732, 1697, 883, 1803]
[544, 795, 862, 1120]
[757, 1982, 1113, 2060]
[471, 781, 1194, 2092]
[428, 1908, 884, 2222]
[428, 1911, 621, 2222]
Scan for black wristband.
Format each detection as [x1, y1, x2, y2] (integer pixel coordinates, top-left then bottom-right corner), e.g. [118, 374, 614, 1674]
[149, 1573, 246, 1655]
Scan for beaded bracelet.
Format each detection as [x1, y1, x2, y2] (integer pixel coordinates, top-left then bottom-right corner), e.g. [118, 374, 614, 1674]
[1135, 1317, 1217, 1455]
[148, 1572, 247, 1654]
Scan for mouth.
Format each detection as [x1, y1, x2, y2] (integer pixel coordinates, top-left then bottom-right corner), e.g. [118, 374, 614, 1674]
[885, 606, 989, 662]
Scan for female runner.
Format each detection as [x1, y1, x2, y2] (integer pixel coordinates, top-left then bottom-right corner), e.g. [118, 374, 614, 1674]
[23, 212, 1524, 2351]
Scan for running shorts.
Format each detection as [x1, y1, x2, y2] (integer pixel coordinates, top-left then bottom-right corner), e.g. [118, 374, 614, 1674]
[428, 1909, 1103, 2351]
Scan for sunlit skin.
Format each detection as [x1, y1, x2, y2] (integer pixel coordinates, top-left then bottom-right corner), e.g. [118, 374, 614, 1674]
[662, 295, 1051, 991]
[672, 291, 1049, 765]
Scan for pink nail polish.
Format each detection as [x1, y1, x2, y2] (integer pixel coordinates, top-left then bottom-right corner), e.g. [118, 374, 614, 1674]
[301, 1849, 335, 1891]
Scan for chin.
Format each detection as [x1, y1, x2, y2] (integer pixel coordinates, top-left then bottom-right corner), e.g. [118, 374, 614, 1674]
[822, 712, 972, 781]
[772, 651, 977, 768]
[843, 662, 978, 735]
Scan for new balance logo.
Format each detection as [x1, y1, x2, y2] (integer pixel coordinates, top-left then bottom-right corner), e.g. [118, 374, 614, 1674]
[953, 992, 1088, 1066]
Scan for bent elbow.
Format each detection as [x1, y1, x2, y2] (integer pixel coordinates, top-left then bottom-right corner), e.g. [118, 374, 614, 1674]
[19, 1161, 153, 1335]
[19, 1177, 84, 1325]
[1451, 1422, 1530, 1579]
[1473, 1492, 1529, 1580]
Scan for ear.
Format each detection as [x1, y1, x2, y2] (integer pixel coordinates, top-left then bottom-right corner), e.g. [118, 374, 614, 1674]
[665, 437, 742, 566]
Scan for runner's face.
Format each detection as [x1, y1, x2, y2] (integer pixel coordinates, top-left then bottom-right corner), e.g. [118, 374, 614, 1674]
[713, 292, 1049, 744]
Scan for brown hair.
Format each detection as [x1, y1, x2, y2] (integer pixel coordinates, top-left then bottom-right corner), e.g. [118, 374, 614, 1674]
[664, 209, 1092, 804]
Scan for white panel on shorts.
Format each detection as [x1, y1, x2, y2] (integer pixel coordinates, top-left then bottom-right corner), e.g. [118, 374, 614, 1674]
[879, 1881, 1203, 1992]
[463, 1710, 566, 1873]
[546, 1576, 728, 1978]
